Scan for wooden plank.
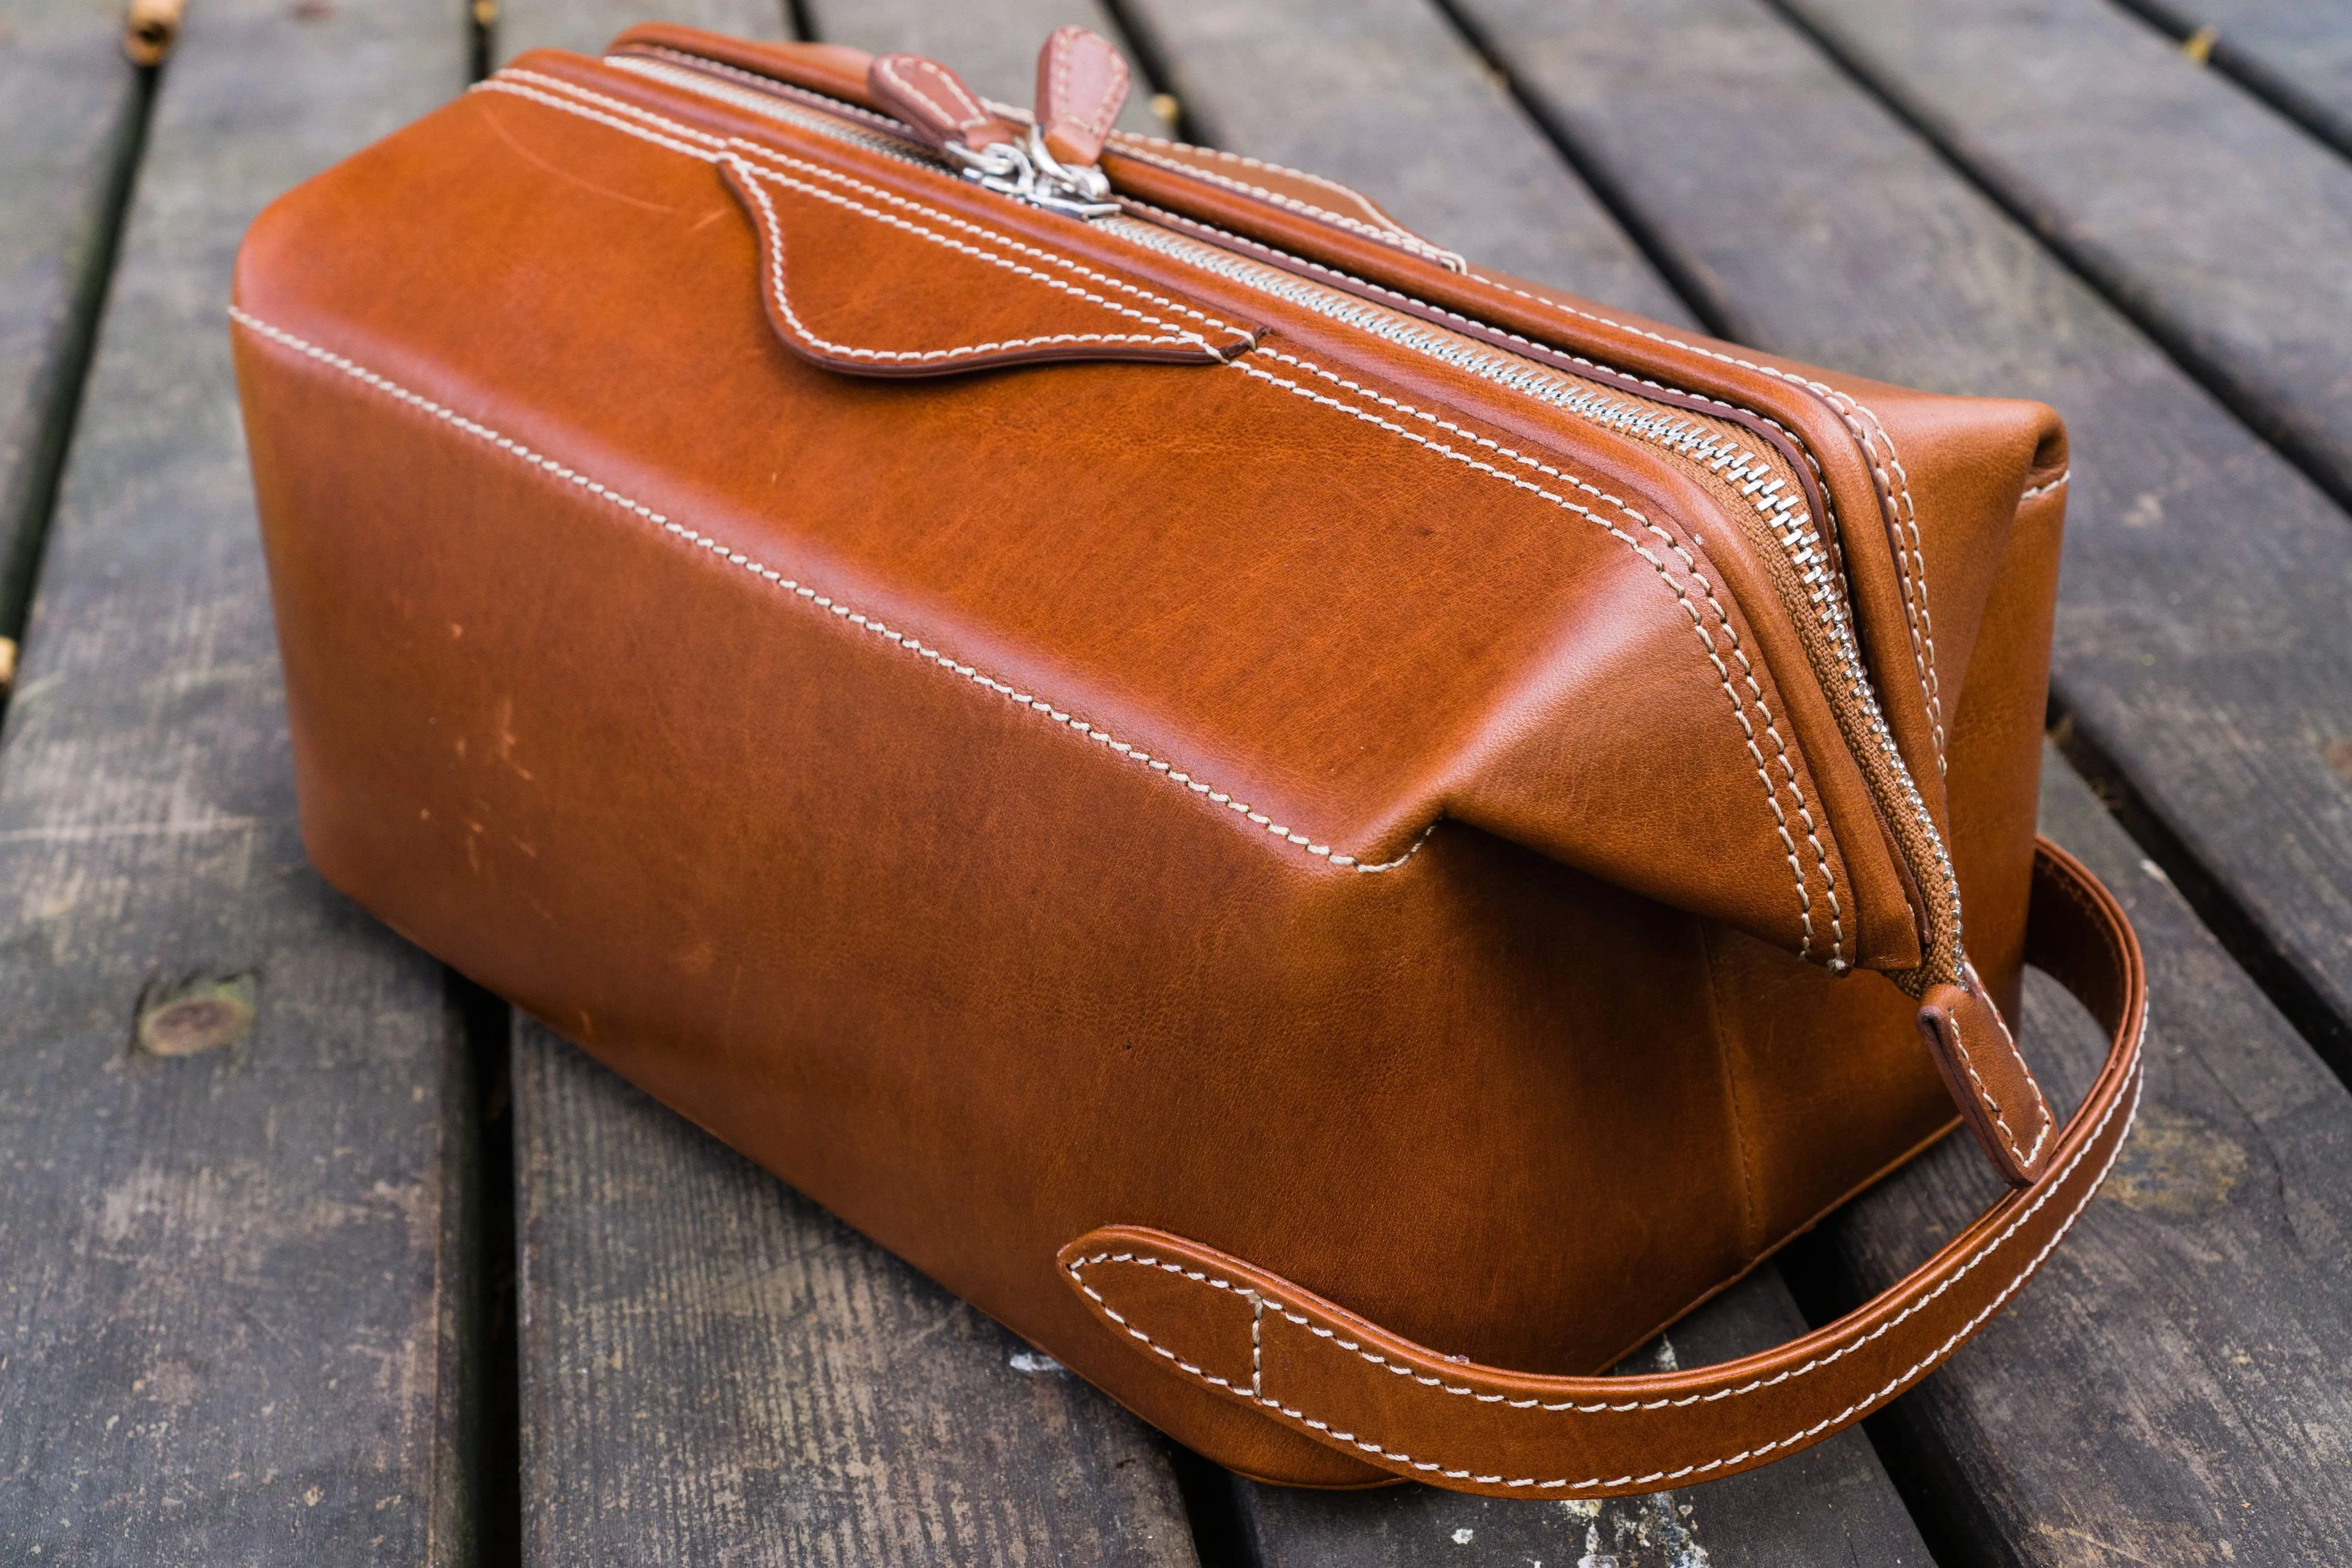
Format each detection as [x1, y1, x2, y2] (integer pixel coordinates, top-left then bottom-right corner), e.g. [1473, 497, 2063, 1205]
[1091, 0, 1688, 316]
[0, 0, 144, 672]
[1772, 0, 2352, 518]
[495, 0, 787, 68]
[1234, 1271, 1934, 1568]
[1459, 0, 2352, 1064]
[512, 1020, 1202, 1566]
[1803, 748, 2352, 1566]
[0, 0, 474, 1559]
[2113, 0, 2352, 160]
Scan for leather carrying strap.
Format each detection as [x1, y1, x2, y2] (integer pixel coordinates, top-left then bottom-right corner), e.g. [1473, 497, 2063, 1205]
[1059, 837, 2146, 1497]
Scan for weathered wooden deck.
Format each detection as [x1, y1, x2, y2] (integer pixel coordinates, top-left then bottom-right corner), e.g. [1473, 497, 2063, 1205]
[1, 0, 2347, 1560]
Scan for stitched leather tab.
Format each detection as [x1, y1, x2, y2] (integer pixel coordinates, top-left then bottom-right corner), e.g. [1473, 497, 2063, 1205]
[867, 52, 1020, 153]
[1035, 26, 1130, 169]
[714, 154, 1256, 377]
[1916, 963, 2055, 1187]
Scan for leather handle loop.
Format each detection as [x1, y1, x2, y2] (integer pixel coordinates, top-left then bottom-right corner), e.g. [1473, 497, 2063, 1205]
[1060, 837, 2146, 1497]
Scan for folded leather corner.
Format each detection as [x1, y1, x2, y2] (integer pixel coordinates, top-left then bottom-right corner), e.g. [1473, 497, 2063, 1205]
[715, 156, 1257, 377]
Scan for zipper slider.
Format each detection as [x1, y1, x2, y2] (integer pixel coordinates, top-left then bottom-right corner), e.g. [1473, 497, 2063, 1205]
[865, 41, 1124, 220]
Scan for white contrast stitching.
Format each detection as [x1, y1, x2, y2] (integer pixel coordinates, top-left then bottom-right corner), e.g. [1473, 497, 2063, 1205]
[1473, 276, 1948, 770]
[1042, 27, 1127, 142]
[2020, 469, 2069, 501]
[1832, 396, 1945, 770]
[873, 53, 988, 132]
[726, 157, 1216, 362]
[228, 308, 1432, 875]
[482, 78, 1216, 362]
[616, 46, 913, 137]
[1232, 346, 1829, 962]
[1106, 131, 1468, 272]
[1067, 1061, 2140, 1489]
[1944, 1004, 2054, 1171]
[487, 71, 1249, 345]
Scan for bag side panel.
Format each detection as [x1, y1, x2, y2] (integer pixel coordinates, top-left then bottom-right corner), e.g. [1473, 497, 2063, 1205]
[235, 317, 1906, 1485]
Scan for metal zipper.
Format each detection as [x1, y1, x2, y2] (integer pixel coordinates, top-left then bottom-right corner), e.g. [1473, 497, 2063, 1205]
[609, 52, 1115, 217]
[605, 44, 1958, 977]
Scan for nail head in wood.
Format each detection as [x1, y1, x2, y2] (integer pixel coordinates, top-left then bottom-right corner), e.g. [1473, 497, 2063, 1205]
[135, 972, 258, 1056]
[122, 0, 185, 66]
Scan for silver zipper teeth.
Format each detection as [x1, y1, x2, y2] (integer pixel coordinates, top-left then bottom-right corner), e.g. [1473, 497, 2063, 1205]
[604, 53, 945, 172]
[1104, 218, 1862, 682]
[613, 51, 1952, 969]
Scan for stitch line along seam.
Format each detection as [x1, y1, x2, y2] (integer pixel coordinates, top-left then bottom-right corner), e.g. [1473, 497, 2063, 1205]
[1946, 1008, 2053, 1170]
[228, 307, 1431, 875]
[1104, 135, 1467, 270]
[1075, 1047, 2131, 1411]
[874, 53, 985, 129]
[2020, 469, 2070, 501]
[623, 46, 912, 136]
[1832, 395, 1945, 769]
[727, 158, 1219, 361]
[1477, 273, 1966, 978]
[1237, 346, 1834, 964]
[1474, 276, 1949, 770]
[1108, 128, 1409, 221]
[482, 78, 1213, 359]
[489, 70, 1249, 343]
[1067, 1063, 2139, 1489]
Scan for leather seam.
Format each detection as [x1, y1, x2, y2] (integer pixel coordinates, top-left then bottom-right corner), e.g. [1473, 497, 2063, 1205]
[487, 71, 1249, 343]
[619, 46, 911, 137]
[1945, 1004, 2054, 1171]
[2020, 468, 2070, 501]
[228, 307, 1434, 875]
[1468, 277, 1948, 771]
[1066, 1063, 2141, 1490]
[1106, 135, 1467, 271]
[1235, 345, 1830, 961]
[725, 156, 1224, 362]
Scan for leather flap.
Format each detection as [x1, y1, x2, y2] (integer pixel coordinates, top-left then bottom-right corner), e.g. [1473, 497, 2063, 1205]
[716, 152, 1257, 377]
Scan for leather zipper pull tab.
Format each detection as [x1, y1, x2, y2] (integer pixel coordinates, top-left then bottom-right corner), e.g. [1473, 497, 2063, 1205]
[1916, 963, 2058, 1188]
[867, 52, 1022, 156]
[1034, 25, 1129, 170]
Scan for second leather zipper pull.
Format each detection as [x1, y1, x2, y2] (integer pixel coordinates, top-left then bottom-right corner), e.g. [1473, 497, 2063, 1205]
[1034, 25, 1129, 170]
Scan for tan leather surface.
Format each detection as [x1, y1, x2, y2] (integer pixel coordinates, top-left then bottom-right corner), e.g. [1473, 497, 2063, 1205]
[231, 28, 2107, 1492]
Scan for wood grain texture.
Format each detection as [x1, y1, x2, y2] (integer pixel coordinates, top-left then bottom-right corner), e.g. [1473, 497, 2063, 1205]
[2113, 0, 2352, 159]
[800, 0, 1168, 135]
[495, 0, 786, 68]
[0, 0, 473, 1558]
[1460, 0, 2352, 1065]
[1788, 749, 2352, 1567]
[0, 0, 143, 643]
[1235, 1271, 1932, 1568]
[1775, 0, 2352, 516]
[1100, 0, 1689, 317]
[513, 1020, 1201, 1567]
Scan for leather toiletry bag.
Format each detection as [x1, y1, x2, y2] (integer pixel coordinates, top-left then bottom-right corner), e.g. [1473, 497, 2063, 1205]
[231, 24, 2147, 1496]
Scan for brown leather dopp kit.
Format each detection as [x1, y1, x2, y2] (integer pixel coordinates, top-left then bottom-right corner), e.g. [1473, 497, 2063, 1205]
[232, 25, 2148, 1496]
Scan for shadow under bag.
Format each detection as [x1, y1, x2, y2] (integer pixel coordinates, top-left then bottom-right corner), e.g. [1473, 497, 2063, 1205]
[232, 23, 2147, 1495]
